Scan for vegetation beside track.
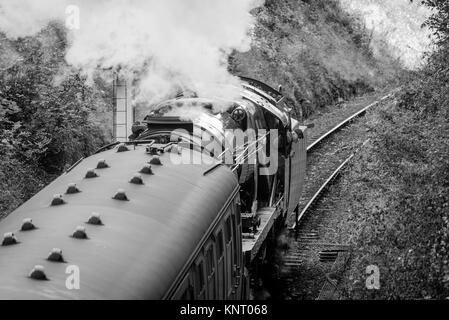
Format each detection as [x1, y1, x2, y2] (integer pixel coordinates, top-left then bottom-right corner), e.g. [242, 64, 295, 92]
[229, 0, 403, 120]
[333, 1, 449, 298]
[0, 23, 111, 217]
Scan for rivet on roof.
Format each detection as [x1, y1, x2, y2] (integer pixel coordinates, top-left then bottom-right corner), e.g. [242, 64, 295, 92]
[66, 183, 80, 194]
[72, 226, 88, 239]
[87, 212, 103, 225]
[21, 218, 36, 231]
[129, 173, 144, 185]
[96, 159, 109, 169]
[47, 248, 65, 262]
[85, 168, 98, 179]
[149, 155, 162, 166]
[117, 143, 129, 153]
[113, 189, 129, 201]
[140, 164, 154, 175]
[2, 232, 18, 246]
[29, 265, 48, 280]
[51, 194, 65, 206]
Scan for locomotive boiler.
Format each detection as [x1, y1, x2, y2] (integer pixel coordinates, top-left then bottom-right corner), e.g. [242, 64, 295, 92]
[0, 77, 307, 299]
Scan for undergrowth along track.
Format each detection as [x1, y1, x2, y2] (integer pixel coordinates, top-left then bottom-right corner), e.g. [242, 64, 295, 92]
[269, 90, 396, 300]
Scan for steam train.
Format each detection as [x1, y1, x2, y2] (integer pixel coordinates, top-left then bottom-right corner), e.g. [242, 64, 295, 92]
[0, 77, 307, 299]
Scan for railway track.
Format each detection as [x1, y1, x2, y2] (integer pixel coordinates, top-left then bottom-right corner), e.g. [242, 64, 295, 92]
[291, 154, 353, 230]
[306, 92, 394, 152]
[266, 91, 395, 300]
[289, 92, 395, 228]
[287, 91, 394, 229]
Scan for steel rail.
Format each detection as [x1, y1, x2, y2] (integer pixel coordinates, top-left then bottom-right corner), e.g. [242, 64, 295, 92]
[291, 154, 354, 230]
[289, 92, 396, 227]
[306, 92, 394, 152]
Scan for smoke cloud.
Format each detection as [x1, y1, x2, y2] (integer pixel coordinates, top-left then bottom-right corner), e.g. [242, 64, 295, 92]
[0, 0, 264, 107]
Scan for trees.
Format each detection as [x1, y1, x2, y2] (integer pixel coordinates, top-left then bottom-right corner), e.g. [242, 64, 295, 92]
[420, 0, 449, 46]
[228, 0, 401, 120]
[1, 23, 108, 172]
[0, 23, 108, 217]
[342, 1, 449, 299]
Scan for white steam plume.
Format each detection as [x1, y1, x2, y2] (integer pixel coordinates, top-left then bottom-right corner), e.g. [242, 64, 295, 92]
[0, 0, 264, 107]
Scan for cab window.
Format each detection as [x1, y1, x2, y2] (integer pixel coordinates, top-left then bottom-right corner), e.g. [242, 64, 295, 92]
[194, 257, 206, 299]
[205, 243, 216, 299]
[225, 217, 232, 244]
[217, 230, 224, 258]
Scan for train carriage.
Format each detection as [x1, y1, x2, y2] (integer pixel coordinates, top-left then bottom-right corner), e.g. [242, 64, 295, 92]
[0, 77, 307, 300]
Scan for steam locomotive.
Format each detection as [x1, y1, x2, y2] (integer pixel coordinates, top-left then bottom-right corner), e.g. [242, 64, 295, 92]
[0, 77, 307, 299]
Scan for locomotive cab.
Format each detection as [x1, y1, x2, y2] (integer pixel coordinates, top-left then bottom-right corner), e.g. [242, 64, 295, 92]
[135, 77, 307, 271]
[137, 79, 306, 218]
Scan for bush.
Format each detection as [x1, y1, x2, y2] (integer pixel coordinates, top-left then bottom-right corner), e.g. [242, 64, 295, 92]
[229, 0, 401, 120]
[341, 0, 449, 298]
[0, 23, 109, 217]
[342, 101, 449, 298]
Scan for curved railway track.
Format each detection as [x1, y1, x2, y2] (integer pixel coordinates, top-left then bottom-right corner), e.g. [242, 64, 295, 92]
[287, 91, 394, 229]
[306, 92, 394, 152]
[265, 90, 396, 300]
[290, 91, 394, 228]
[291, 154, 353, 230]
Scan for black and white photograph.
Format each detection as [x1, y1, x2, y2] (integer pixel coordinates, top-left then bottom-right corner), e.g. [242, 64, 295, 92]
[0, 0, 448, 307]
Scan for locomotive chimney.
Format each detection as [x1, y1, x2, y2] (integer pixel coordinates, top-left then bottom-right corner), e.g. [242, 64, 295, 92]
[113, 75, 134, 142]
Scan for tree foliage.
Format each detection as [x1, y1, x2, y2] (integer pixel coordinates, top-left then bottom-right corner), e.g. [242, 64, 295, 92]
[342, 0, 449, 299]
[229, 0, 403, 120]
[0, 23, 109, 216]
[420, 0, 449, 46]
